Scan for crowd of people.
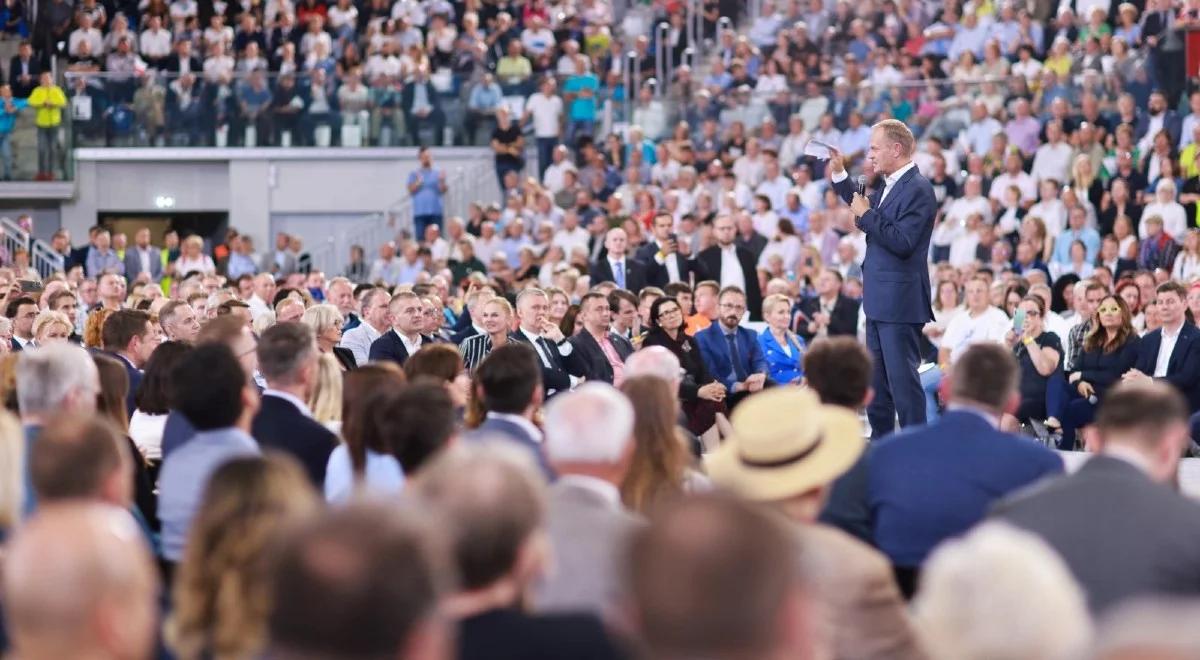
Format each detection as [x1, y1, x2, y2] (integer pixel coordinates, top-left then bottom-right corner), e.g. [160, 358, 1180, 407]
[2, 0, 1200, 656]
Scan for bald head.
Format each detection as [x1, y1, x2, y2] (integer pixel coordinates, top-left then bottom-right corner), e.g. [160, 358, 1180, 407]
[5, 504, 158, 660]
[625, 346, 683, 389]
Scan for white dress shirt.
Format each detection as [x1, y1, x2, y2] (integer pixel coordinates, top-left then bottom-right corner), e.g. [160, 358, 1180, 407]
[1154, 322, 1183, 378]
[339, 321, 384, 366]
[831, 160, 916, 206]
[397, 329, 423, 357]
[653, 241, 681, 283]
[718, 245, 746, 292]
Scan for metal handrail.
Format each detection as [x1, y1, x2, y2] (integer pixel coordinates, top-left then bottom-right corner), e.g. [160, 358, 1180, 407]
[0, 217, 30, 270]
[31, 240, 64, 280]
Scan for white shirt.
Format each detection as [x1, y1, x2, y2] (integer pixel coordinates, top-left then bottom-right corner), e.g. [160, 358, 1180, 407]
[526, 92, 563, 138]
[138, 248, 152, 275]
[940, 306, 1011, 363]
[718, 245, 747, 292]
[653, 241, 682, 283]
[832, 160, 916, 206]
[1154, 322, 1183, 378]
[339, 320, 383, 366]
[485, 411, 543, 443]
[248, 294, 270, 319]
[1031, 141, 1074, 183]
[395, 329, 423, 357]
[263, 389, 314, 419]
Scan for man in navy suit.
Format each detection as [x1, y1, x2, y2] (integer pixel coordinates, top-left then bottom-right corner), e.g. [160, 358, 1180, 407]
[695, 286, 769, 407]
[565, 292, 634, 385]
[589, 227, 647, 293]
[463, 342, 554, 481]
[1122, 281, 1200, 412]
[100, 309, 157, 417]
[830, 120, 937, 439]
[637, 212, 698, 288]
[868, 345, 1063, 593]
[368, 291, 433, 367]
[251, 322, 337, 487]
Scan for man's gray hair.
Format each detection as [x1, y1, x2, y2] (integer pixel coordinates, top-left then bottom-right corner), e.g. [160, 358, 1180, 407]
[543, 383, 634, 463]
[625, 346, 682, 387]
[256, 322, 317, 385]
[16, 344, 98, 417]
[913, 522, 1091, 660]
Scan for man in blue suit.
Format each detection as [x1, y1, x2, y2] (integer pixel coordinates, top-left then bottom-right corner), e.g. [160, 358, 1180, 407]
[829, 120, 937, 439]
[463, 342, 554, 481]
[1122, 281, 1200, 413]
[868, 344, 1063, 594]
[122, 228, 163, 284]
[696, 286, 769, 407]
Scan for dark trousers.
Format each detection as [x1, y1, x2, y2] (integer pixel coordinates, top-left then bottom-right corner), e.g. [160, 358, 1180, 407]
[865, 319, 926, 440]
[536, 136, 557, 179]
[413, 214, 442, 239]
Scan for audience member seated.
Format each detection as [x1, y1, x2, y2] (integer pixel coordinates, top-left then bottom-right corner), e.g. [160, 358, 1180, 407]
[464, 343, 552, 481]
[640, 296, 724, 434]
[323, 363, 406, 502]
[695, 286, 768, 408]
[1061, 295, 1140, 447]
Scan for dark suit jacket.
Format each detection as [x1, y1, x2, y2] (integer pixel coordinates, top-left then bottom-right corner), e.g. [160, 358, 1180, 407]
[868, 410, 1063, 567]
[588, 257, 648, 293]
[509, 330, 572, 395]
[993, 455, 1200, 614]
[794, 294, 860, 343]
[164, 55, 203, 73]
[451, 323, 481, 345]
[1133, 323, 1200, 411]
[1135, 110, 1183, 146]
[1070, 336, 1140, 399]
[160, 409, 196, 459]
[108, 352, 142, 418]
[8, 55, 42, 97]
[9, 338, 21, 353]
[833, 167, 937, 325]
[695, 245, 764, 320]
[367, 329, 433, 367]
[635, 241, 698, 287]
[565, 331, 634, 385]
[122, 246, 163, 282]
[465, 415, 554, 481]
[459, 608, 623, 660]
[400, 80, 443, 119]
[331, 346, 357, 371]
[251, 394, 337, 487]
[694, 323, 769, 392]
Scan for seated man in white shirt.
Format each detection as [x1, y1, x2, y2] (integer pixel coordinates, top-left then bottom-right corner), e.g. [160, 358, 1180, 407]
[922, 274, 1012, 422]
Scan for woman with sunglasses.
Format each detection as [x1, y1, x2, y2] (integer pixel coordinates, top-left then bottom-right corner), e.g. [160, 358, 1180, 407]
[641, 296, 726, 434]
[1004, 295, 1063, 433]
[1060, 295, 1140, 449]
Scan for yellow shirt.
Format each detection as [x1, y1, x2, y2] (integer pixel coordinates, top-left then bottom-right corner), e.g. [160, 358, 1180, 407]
[1182, 143, 1199, 179]
[27, 84, 66, 128]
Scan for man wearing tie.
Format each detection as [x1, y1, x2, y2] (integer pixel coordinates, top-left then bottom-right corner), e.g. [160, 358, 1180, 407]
[510, 288, 574, 397]
[589, 228, 646, 293]
[829, 120, 937, 439]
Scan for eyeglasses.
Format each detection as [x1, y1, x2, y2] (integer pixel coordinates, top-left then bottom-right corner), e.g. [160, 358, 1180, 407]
[1096, 306, 1122, 314]
[719, 303, 746, 311]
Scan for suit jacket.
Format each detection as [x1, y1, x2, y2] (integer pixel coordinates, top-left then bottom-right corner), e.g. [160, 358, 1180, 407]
[122, 246, 164, 282]
[400, 80, 443, 119]
[1136, 110, 1183, 146]
[588, 256, 648, 293]
[330, 346, 357, 370]
[565, 330, 634, 385]
[450, 323, 481, 345]
[758, 328, 805, 385]
[464, 415, 554, 481]
[108, 352, 143, 418]
[868, 410, 1063, 567]
[367, 329, 433, 367]
[509, 330, 572, 395]
[251, 394, 337, 487]
[8, 55, 43, 97]
[1133, 323, 1200, 411]
[833, 167, 937, 324]
[696, 245, 764, 320]
[993, 455, 1200, 614]
[9, 338, 21, 353]
[164, 55, 203, 73]
[801, 523, 926, 660]
[259, 250, 298, 276]
[636, 241, 698, 287]
[536, 480, 643, 615]
[458, 608, 624, 660]
[794, 294, 860, 343]
[694, 323, 769, 392]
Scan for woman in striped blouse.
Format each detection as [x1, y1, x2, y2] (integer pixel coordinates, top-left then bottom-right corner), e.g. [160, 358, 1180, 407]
[459, 296, 515, 372]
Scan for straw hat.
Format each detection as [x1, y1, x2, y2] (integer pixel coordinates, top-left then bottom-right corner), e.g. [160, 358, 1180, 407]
[705, 387, 865, 502]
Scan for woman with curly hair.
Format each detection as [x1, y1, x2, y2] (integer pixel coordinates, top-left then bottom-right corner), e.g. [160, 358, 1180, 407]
[167, 454, 319, 660]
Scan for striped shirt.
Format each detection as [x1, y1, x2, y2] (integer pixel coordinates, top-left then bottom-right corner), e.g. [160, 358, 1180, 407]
[460, 333, 503, 372]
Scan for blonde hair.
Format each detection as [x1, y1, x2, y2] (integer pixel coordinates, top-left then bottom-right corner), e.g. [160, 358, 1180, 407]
[762, 293, 792, 317]
[32, 310, 72, 339]
[873, 119, 915, 156]
[300, 303, 342, 335]
[307, 352, 343, 424]
[167, 454, 318, 660]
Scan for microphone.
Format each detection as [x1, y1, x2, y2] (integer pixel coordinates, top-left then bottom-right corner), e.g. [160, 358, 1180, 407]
[856, 175, 867, 196]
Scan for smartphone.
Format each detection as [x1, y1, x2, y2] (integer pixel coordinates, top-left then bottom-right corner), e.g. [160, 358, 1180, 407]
[1012, 308, 1026, 334]
[18, 279, 41, 294]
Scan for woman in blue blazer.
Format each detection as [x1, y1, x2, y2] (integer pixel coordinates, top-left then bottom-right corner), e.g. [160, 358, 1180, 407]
[758, 294, 807, 384]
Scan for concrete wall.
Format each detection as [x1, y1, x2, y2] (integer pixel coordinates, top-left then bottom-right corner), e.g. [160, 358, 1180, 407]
[61, 147, 499, 255]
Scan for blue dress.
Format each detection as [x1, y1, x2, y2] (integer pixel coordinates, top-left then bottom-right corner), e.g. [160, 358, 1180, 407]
[758, 328, 806, 384]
